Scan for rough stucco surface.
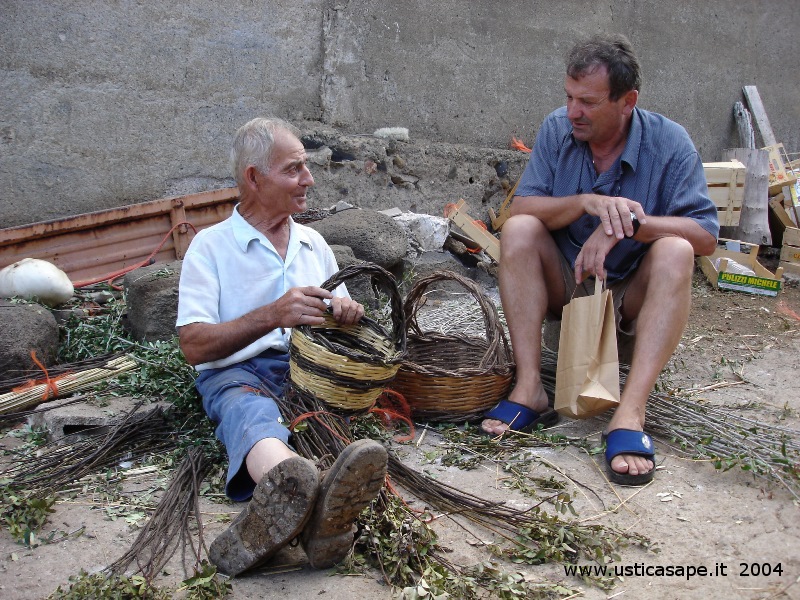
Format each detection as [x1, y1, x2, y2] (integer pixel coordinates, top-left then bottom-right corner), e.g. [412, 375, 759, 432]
[1, 0, 798, 228]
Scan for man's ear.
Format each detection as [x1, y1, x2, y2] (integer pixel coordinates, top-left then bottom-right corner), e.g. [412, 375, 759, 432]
[622, 89, 638, 116]
[243, 165, 261, 190]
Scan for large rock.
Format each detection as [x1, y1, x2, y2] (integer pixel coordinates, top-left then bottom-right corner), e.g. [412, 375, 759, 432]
[308, 208, 407, 268]
[123, 261, 182, 342]
[330, 244, 400, 311]
[0, 300, 59, 378]
[400, 251, 478, 296]
[394, 212, 450, 255]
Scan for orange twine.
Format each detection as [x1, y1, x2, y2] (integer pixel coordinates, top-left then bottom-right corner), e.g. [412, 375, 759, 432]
[289, 410, 352, 445]
[12, 351, 70, 401]
[510, 137, 532, 153]
[72, 221, 199, 289]
[370, 389, 415, 443]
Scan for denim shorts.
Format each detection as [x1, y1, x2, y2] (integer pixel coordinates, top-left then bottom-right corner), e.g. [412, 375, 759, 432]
[195, 349, 291, 501]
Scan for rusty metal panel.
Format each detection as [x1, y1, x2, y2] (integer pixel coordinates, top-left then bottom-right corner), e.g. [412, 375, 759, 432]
[0, 188, 239, 284]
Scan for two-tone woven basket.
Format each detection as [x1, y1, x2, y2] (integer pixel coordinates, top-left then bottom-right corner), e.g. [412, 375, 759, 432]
[390, 271, 515, 422]
[289, 262, 406, 412]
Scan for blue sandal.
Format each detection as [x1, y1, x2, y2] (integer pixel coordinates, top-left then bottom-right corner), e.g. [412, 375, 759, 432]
[482, 399, 559, 434]
[602, 429, 656, 486]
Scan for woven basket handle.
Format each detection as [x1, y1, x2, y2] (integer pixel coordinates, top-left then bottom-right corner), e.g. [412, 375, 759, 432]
[402, 270, 511, 370]
[320, 262, 407, 352]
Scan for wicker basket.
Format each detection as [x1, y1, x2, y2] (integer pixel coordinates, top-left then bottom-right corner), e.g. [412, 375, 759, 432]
[390, 271, 515, 422]
[289, 262, 406, 412]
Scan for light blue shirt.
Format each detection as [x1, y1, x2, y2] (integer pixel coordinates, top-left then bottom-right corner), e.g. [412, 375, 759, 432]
[517, 106, 719, 281]
[177, 206, 348, 371]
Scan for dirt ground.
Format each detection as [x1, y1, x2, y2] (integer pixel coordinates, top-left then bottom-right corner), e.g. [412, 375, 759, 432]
[1, 266, 799, 600]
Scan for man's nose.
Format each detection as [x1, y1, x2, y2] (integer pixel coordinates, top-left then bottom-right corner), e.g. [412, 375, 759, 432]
[300, 164, 314, 186]
[566, 99, 582, 121]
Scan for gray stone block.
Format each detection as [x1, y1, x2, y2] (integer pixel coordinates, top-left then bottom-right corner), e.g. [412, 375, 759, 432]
[123, 261, 182, 342]
[29, 396, 170, 443]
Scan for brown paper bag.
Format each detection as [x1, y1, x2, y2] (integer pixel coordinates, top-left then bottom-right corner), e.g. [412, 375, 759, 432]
[554, 277, 621, 419]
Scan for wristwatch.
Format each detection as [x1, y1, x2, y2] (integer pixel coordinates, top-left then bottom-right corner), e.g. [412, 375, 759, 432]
[626, 211, 641, 238]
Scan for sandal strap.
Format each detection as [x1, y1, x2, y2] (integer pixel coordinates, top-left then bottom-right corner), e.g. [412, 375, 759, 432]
[604, 429, 655, 462]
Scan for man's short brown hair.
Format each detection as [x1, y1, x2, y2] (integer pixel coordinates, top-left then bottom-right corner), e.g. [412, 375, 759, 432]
[566, 34, 642, 100]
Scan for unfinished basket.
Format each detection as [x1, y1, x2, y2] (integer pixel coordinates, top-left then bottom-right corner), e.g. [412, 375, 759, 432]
[289, 262, 406, 412]
[390, 271, 514, 422]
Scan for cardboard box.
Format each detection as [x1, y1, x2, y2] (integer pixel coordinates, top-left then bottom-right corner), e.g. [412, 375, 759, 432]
[698, 239, 784, 297]
[764, 143, 798, 195]
[780, 226, 800, 277]
[704, 160, 745, 226]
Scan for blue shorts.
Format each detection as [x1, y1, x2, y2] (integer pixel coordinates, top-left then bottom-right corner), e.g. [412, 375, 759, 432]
[195, 349, 292, 501]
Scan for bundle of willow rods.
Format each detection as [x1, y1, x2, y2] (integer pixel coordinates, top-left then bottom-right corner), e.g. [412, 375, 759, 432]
[279, 384, 646, 570]
[108, 446, 213, 581]
[0, 354, 138, 415]
[1, 403, 175, 496]
[540, 347, 800, 500]
[0, 352, 125, 395]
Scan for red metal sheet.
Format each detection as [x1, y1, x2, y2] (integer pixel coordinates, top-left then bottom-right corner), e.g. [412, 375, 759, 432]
[0, 188, 239, 284]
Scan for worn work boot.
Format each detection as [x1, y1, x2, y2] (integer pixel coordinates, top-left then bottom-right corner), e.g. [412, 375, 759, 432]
[209, 455, 319, 576]
[301, 438, 388, 569]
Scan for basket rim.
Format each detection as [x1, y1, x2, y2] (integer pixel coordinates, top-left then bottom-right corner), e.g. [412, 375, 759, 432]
[293, 262, 407, 355]
[401, 270, 514, 374]
[398, 332, 514, 377]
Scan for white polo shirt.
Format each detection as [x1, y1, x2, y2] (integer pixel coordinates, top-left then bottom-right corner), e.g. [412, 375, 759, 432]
[176, 206, 348, 371]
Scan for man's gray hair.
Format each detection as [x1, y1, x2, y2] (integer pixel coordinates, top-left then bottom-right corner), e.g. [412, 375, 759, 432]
[566, 34, 642, 100]
[230, 117, 301, 188]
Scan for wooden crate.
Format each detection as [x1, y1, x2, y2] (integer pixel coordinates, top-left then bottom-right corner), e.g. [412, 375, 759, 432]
[704, 160, 746, 226]
[446, 199, 500, 261]
[698, 238, 783, 297]
[780, 227, 800, 277]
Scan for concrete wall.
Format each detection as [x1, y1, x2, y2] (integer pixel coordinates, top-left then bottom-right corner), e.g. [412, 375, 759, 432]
[1, 1, 798, 228]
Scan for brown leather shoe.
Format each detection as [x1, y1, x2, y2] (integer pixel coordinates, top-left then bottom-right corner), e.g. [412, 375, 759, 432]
[301, 439, 388, 569]
[208, 456, 319, 576]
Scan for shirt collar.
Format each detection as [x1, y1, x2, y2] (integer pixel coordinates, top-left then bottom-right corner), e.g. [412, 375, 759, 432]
[231, 205, 314, 252]
[619, 107, 643, 172]
[571, 107, 643, 173]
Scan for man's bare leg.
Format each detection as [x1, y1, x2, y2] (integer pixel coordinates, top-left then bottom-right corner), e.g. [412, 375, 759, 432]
[482, 215, 567, 435]
[606, 237, 695, 476]
[246, 437, 298, 483]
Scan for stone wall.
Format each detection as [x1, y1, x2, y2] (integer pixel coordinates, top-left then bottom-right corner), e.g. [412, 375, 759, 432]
[1, 0, 797, 227]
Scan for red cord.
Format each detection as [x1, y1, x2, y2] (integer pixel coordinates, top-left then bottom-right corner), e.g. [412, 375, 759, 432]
[72, 221, 198, 289]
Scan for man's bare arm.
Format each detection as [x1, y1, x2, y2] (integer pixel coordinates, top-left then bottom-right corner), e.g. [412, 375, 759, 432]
[631, 215, 716, 256]
[511, 193, 646, 238]
[179, 287, 366, 366]
[179, 286, 332, 366]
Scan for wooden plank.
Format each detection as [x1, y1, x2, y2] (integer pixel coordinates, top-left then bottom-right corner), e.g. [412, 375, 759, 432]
[769, 196, 794, 228]
[743, 86, 777, 147]
[488, 177, 519, 232]
[780, 244, 800, 264]
[780, 260, 800, 277]
[704, 160, 746, 185]
[783, 226, 800, 248]
[446, 199, 501, 262]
